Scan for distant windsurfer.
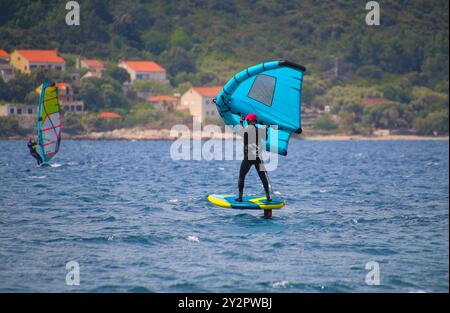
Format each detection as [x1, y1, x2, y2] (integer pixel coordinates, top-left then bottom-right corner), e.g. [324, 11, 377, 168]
[27, 138, 43, 165]
[236, 113, 271, 202]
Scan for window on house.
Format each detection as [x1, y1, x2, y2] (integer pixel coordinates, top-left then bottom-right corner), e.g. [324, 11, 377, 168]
[248, 74, 276, 106]
[56, 66, 61, 71]
[28, 108, 33, 114]
[9, 108, 14, 114]
[76, 105, 82, 111]
[137, 74, 142, 80]
[70, 105, 75, 111]
[17, 108, 22, 115]
[64, 106, 69, 110]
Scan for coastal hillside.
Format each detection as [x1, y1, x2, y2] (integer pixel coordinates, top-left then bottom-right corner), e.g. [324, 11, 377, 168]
[0, 0, 448, 137]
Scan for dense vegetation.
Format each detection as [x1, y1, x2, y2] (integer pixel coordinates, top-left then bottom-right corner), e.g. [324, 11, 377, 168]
[0, 116, 25, 137]
[0, 0, 448, 136]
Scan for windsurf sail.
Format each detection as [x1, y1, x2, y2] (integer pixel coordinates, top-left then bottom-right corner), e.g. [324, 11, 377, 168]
[37, 82, 62, 163]
[215, 60, 306, 155]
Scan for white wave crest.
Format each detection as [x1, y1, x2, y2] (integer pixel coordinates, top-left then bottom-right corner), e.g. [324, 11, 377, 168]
[187, 235, 199, 243]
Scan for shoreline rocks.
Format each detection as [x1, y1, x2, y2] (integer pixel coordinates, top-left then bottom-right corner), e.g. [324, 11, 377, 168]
[2, 127, 449, 141]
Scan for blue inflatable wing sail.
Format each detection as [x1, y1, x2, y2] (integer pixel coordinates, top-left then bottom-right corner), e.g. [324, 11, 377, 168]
[215, 60, 306, 156]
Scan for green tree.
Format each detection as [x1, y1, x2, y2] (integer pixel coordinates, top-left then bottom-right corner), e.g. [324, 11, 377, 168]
[141, 30, 168, 55]
[160, 48, 196, 76]
[132, 80, 174, 96]
[379, 85, 412, 103]
[313, 114, 338, 131]
[0, 116, 25, 137]
[411, 87, 449, 113]
[169, 27, 193, 51]
[24, 91, 39, 105]
[104, 66, 130, 84]
[100, 82, 129, 109]
[30, 68, 62, 85]
[0, 79, 8, 101]
[363, 103, 414, 130]
[413, 110, 449, 134]
[79, 77, 130, 110]
[78, 78, 103, 110]
[3, 73, 36, 103]
[64, 114, 86, 135]
[338, 111, 357, 134]
[356, 65, 384, 81]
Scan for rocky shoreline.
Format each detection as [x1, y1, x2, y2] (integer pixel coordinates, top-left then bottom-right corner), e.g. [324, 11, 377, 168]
[2, 127, 449, 141]
[70, 127, 237, 140]
[65, 127, 450, 141]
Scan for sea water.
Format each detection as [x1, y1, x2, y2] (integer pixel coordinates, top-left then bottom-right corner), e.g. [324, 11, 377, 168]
[0, 140, 448, 292]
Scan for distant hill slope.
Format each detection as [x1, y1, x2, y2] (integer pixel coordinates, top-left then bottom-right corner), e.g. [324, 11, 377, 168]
[0, 0, 448, 87]
[0, 0, 448, 136]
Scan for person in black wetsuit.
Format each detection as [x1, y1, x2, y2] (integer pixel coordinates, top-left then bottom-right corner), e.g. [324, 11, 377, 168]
[236, 113, 271, 202]
[27, 137, 43, 165]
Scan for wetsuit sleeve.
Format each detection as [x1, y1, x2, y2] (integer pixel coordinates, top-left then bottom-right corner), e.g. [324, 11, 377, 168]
[258, 125, 268, 141]
[236, 124, 245, 137]
[27, 142, 35, 151]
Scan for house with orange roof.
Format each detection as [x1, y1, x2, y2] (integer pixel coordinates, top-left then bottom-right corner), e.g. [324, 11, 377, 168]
[10, 49, 66, 74]
[35, 82, 85, 113]
[81, 59, 105, 79]
[55, 82, 85, 113]
[180, 86, 223, 123]
[118, 60, 166, 82]
[0, 49, 9, 62]
[0, 49, 14, 82]
[80, 71, 103, 80]
[145, 95, 179, 112]
[81, 59, 104, 71]
[0, 103, 36, 117]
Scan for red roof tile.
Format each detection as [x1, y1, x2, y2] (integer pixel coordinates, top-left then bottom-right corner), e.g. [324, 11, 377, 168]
[15, 49, 65, 63]
[55, 82, 70, 92]
[146, 95, 178, 103]
[122, 61, 165, 73]
[82, 59, 104, 68]
[97, 112, 122, 119]
[35, 82, 69, 94]
[361, 97, 392, 106]
[0, 49, 9, 58]
[193, 86, 223, 97]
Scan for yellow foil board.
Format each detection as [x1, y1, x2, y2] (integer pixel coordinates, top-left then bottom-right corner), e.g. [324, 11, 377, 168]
[208, 194, 285, 210]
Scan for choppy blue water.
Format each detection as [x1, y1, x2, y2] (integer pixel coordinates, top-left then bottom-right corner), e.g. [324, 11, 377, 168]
[0, 139, 448, 292]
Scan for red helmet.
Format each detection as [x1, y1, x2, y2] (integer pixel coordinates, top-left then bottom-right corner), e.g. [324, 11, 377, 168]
[245, 113, 258, 122]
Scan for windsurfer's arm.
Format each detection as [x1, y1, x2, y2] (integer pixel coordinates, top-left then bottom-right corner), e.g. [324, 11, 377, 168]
[258, 124, 269, 141]
[235, 115, 245, 135]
